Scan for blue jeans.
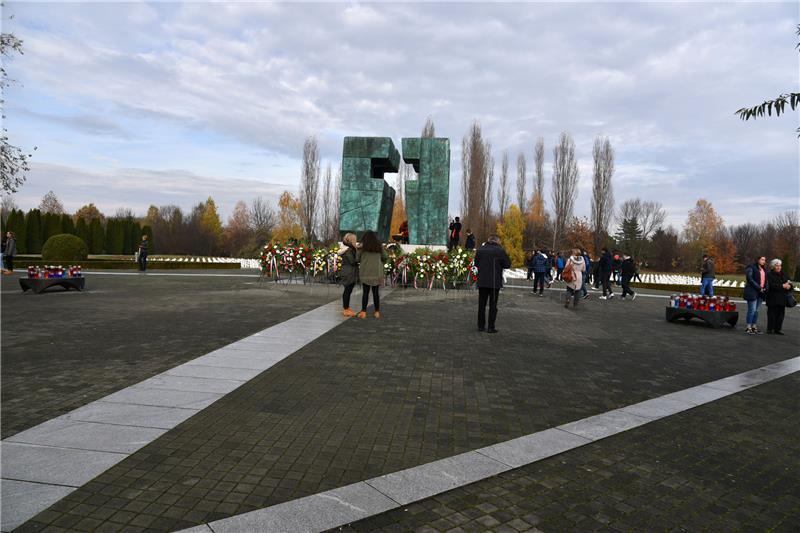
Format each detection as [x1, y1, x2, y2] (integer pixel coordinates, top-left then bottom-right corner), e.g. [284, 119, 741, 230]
[700, 277, 714, 296]
[746, 298, 761, 325]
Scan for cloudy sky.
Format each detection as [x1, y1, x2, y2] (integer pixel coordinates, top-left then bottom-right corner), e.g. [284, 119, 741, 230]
[4, 1, 798, 229]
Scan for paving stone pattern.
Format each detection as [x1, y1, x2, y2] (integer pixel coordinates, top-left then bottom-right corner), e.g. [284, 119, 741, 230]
[1, 273, 337, 438]
[14, 289, 799, 532]
[341, 373, 800, 533]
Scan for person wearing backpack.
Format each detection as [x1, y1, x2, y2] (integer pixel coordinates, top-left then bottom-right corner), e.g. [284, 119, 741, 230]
[563, 248, 585, 309]
[356, 231, 388, 319]
[338, 233, 359, 317]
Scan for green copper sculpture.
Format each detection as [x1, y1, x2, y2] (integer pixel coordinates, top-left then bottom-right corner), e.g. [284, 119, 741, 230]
[402, 137, 450, 246]
[339, 137, 397, 242]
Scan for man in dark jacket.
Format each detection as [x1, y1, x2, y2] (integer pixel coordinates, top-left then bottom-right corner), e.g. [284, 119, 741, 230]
[620, 255, 637, 300]
[598, 247, 614, 299]
[530, 249, 549, 296]
[3, 231, 16, 275]
[700, 254, 715, 296]
[475, 235, 511, 333]
[138, 235, 149, 272]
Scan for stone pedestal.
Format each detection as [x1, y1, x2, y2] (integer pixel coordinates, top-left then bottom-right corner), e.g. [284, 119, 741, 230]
[339, 137, 397, 242]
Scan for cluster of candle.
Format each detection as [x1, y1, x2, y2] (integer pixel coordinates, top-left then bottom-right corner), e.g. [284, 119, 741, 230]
[27, 266, 82, 279]
[669, 294, 736, 312]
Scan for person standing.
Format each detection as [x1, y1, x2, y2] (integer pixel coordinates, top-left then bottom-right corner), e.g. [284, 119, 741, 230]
[743, 256, 768, 335]
[633, 258, 643, 283]
[525, 251, 534, 280]
[598, 247, 614, 299]
[620, 255, 637, 300]
[464, 229, 475, 250]
[555, 252, 565, 281]
[563, 249, 586, 309]
[581, 249, 591, 299]
[338, 233, 359, 317]
[475, 234, 511, 333]
[700, 254, 715, 296]
[3, 231, 17, 275]
[137, 234, 149, 272]
[765, 259, 793, 335]
[357, 231, 388, 319]
[612, 253, 622, 285]
[531, 249, 548, 296]
[448, 217, 462, 250]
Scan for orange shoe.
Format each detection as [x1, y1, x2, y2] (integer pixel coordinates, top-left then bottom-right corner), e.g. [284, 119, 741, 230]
[356, 311, 367, 319]
[374, 311, 381, 319]
[342, 308, 356, 318]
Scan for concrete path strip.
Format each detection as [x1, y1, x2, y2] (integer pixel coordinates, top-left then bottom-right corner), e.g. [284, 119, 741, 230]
[180, 356, 800, 533]
[0, 297, 352, 532]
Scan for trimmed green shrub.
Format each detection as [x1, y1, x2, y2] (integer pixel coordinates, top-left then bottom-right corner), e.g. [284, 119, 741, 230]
[41, 233, 89, 262]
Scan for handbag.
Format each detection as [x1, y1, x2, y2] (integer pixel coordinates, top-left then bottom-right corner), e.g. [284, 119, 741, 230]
[562, 260, 574, 283]
[787, 292, 797, 308]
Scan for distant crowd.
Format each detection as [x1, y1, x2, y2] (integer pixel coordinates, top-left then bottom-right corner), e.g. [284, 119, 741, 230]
[341, 226, 795, 337]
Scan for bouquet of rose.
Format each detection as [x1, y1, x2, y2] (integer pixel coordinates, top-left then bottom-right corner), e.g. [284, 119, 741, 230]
[311, 248, 328, 275]
[260, 243, 283, 276]
[447, 247, 474, 282]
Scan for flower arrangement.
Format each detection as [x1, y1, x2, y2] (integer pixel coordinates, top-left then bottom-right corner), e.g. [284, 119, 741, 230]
[259, 242, 476, 288]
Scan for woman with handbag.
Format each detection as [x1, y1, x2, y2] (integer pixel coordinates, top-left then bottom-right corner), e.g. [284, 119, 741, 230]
[765, 259, 794, 335]
[563, 248, 585, 309]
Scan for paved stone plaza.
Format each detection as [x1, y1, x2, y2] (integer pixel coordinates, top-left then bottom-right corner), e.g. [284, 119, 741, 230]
[1, 271, 798, 532]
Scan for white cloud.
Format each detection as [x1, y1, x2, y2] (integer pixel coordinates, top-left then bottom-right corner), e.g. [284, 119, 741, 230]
[4, 1, 797, 228]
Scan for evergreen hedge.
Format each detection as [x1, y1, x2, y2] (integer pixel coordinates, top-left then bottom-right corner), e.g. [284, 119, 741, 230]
[41, 234, 89, 263]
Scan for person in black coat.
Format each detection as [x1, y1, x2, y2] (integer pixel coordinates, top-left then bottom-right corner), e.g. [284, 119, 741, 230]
[765, 259, 793, 334]
[620, 255, 637, 300]
[598, 248, 614, 299]
[474, 235, 511, 333]
[464, 229, 476, 250]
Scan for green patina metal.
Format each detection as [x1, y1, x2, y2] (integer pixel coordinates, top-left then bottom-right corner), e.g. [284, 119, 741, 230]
[402, 137, 450, 246]
[339, 137, 397, 242]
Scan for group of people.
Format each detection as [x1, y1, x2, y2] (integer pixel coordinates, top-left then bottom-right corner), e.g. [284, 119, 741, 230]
[525, 247, 640, 302]
[338, 231, 387, 319]
[447, 217, 475, 250]
[742, 256, 794, 335]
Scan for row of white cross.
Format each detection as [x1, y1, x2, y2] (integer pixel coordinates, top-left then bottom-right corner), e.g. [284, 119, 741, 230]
[142, 256, 798, 291]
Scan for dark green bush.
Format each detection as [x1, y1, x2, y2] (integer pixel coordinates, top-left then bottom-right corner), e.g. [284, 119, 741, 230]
[41, 234, 89, 262]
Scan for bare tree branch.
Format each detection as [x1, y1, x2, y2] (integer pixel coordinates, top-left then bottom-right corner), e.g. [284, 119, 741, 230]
[299, 135, 320, 241]
[421, 116, 436, 138]
[550, 132, 579, 249]
[591, 136, 614, 254]
[497, 150, 510, 219]
[516, 152, 526, 214]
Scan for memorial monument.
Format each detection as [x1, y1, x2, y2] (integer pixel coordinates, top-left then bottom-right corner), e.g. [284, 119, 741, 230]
[402, 137, 450, 246]
[338, 135, 451, 246]
[338, 137, 398, 242]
